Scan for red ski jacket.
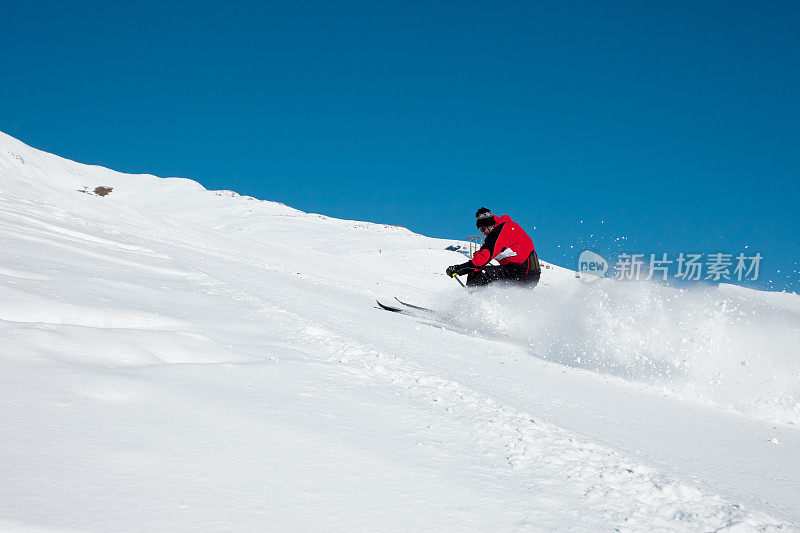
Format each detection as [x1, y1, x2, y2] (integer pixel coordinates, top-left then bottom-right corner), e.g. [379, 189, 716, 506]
[467, 215, 535, 270]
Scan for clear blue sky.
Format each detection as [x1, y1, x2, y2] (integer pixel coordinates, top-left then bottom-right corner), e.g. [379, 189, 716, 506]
[2, 1, 798, 291]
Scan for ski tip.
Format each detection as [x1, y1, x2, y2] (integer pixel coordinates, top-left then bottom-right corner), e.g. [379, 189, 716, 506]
[376, 300, 403, 313]
[393, 297, 435, 313]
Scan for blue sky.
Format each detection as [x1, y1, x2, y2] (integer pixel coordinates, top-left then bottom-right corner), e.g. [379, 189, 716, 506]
[2, 1, 798, 291]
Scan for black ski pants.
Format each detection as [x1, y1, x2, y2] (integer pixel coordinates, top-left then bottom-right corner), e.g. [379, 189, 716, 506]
[466, 250, 541, 288]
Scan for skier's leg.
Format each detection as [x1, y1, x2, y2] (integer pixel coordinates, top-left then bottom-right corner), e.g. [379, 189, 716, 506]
[520, 252, 541, 287]
[524, 268, 541, 287]
[466, 270, 492, 286]
[467, 265, 514, 286]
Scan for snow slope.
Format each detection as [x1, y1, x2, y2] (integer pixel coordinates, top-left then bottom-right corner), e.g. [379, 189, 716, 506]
[1, 131, 798, 531]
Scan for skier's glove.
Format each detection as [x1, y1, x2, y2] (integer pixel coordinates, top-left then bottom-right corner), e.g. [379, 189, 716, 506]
[447, 263, 475, 277]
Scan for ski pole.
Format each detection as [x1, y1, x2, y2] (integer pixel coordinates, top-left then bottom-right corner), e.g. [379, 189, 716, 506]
[451, 273, 466, 288]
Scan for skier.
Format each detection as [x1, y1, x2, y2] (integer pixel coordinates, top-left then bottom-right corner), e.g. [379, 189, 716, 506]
[446, 207, 541, 287]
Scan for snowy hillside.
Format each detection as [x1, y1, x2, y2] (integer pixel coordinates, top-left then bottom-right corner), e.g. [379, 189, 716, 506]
[1, 130, 798, 531]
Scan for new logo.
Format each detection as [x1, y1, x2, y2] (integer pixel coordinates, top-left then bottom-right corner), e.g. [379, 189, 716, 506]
[578, 250, 608, 278]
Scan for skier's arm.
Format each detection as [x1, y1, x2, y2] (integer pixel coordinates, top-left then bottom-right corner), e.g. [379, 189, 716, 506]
[468, 228, 503, 268]
[448, 260, 479, 276]
[448, 226, 503, 275]
[449, 243, 493, 275]
[470, 247, 493, 268]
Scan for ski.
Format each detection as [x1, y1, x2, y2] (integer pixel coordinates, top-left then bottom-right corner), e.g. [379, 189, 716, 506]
[376, 299, 439, 319]
[376, 300, 407, 313]
[375, 299, 462, 334]
[394, 297, 436, 313]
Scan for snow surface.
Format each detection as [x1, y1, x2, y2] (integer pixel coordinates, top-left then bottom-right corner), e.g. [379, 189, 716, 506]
[1, 130, 799, 531]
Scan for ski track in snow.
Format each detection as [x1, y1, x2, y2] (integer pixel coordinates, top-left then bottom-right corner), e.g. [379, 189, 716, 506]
[1, 131, 798, 531]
